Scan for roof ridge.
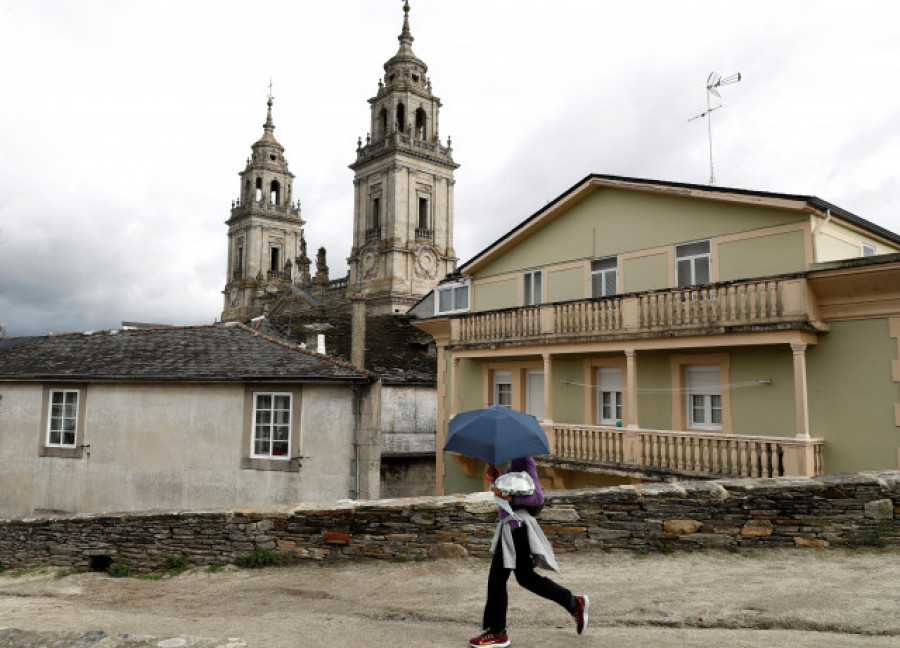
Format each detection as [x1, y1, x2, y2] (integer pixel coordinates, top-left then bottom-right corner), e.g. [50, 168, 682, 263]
[233, 323, 374, 378]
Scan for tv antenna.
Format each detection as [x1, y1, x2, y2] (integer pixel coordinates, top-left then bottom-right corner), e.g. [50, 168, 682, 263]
[689, 71, 741, 185]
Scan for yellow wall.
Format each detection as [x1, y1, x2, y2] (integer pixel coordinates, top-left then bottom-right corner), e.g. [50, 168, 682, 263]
[472, 188, 806, 281]
[547, 266, 584, 303]
[718, 230, 806, 281]
[473, 277, 518, 311]
[623, 252, 669, 294]
[808, 318, 900, 472]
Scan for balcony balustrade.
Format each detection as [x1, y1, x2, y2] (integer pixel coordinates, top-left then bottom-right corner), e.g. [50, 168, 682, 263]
[545, 423, 824, 478]
[450, 276, 818, 346]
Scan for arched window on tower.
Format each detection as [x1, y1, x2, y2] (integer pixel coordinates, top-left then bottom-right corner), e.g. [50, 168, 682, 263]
[270, 180, 280, 206]
[379, 108, 388, 139]
[415, 108, 426, 140]
[396, 103, 406, 135]
[255, 178, 263, 203]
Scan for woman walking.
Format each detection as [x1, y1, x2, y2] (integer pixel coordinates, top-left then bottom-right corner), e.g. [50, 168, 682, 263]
[469, 456, 589, 647]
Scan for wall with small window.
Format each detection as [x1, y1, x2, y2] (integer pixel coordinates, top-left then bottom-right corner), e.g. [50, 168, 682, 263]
[0, 380, 365, 519]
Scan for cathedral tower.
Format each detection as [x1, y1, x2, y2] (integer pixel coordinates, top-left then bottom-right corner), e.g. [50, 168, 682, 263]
[222, 95, 305, 322]
[348, 1, 458, 314]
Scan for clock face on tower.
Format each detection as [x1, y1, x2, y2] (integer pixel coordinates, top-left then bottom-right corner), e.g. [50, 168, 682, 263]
[415, 246, 438, 278]
[361, 248, 378, 279]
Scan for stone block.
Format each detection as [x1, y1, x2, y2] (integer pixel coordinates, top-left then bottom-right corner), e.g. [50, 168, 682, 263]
[864, 499, 894, 520]
[663, 519, 702, 535]
[741, 521, 773, 537]
[539, 507, 581, 522]
[794, 536, 829, 548]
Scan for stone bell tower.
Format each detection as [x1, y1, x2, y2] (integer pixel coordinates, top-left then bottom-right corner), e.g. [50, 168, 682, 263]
[348, 1, 459, 315]
[222, 94, 305, 322]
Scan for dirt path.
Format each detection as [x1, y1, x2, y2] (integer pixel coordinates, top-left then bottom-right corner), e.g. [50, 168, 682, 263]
[1, 548, 898, 647]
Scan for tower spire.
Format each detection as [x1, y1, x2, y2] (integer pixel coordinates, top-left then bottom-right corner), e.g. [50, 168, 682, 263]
[397, 1, 414, 54]
[262, 78, 276, 141]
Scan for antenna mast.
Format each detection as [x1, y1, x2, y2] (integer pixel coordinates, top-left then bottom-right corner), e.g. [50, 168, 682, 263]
[689, 71, 741, 185]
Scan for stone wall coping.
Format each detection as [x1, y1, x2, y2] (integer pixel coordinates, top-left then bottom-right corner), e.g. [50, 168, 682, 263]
[3, 471, 899, 525]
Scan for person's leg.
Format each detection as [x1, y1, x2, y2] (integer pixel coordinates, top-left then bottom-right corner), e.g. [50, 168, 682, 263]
[482, 544, 512, 633]
[510, 526, 576, 612]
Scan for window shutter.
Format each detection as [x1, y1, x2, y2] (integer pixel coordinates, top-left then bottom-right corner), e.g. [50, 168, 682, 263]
[695, 257, 711, 285]
[677, 259, 692, 288]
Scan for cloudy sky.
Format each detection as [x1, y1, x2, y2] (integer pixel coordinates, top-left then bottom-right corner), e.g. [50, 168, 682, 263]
[1, 0, 899, 336]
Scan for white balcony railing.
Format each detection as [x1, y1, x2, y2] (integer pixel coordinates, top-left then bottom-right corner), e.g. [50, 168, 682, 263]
[451, 276, 818, 345]
[546, 424, 824, 478]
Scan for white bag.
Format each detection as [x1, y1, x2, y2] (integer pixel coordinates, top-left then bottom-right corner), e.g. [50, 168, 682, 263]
[495, 471, 535, 496]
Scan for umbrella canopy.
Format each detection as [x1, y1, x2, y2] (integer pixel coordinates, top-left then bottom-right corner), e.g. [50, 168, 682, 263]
[444, 405, 550, 465]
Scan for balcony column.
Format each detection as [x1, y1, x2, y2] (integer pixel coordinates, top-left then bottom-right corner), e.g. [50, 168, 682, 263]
[625, 348, 639, 429]
[543, 352, 553, 424]
[450, 356, 460, 418]
[791, 342, 811, 439]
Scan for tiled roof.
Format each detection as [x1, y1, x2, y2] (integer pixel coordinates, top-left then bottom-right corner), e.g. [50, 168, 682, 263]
[0, 324, 370, 382]
[265, 308, 436, 384]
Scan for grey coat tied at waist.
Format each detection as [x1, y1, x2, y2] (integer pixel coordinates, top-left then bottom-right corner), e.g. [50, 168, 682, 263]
[490, 509, 560, 574]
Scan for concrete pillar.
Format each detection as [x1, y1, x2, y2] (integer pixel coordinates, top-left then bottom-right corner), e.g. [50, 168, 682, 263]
[791, 342, 811, 439]
[450, 356, 460, 418]
[625, 349, 639, 429]
[543, 352, 553, 423]
[351, 296, 366, 369]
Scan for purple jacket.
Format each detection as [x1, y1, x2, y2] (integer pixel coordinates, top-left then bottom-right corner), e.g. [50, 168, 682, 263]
[497, 456, 544, 530]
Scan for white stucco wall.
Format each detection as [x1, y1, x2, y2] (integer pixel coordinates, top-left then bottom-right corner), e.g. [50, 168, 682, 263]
[380, 385, 436, 454]
[0, 381, 360, 519]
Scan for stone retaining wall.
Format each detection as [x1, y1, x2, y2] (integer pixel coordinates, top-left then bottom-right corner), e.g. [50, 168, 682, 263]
[1, 472, 899, 573]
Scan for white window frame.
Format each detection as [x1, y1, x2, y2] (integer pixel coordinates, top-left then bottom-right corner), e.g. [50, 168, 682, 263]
[525, 370, 545, 420]
[251, 392, 292, 459]
[435, 280, 470, 315]
[685, 365, 722, 431]
[46, 389, 79, 448]
[596, 368, 622, 425]
[523, 269, 543, 306]
[676, 240, 712, 288]
[591, 257, 618, 298]
[493, 371, 513, 408]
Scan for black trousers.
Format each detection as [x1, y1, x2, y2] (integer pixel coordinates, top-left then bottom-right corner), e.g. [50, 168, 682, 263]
[482, 526, 576, 633]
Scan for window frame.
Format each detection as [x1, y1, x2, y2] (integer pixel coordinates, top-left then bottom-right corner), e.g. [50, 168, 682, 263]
[596, 367, 623, 425]
[250, 392, 293, 460]
[493, 371, 513, 409]
[523, 269, 543, 306]
[676, 240, 712, 288]
[435, 280, 470, 315]
[241, 386, 301, 472]
[590, 257, 618, 298]
[671, 355, 732, 433]
[862, 243, 876, 257]
[39, 385, 86, 459]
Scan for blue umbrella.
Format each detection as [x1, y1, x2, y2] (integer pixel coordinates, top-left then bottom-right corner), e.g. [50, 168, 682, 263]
[444, 405, 550, 465]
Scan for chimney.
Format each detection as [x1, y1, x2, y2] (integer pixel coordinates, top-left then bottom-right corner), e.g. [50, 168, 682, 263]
[351, 295, 366, 370]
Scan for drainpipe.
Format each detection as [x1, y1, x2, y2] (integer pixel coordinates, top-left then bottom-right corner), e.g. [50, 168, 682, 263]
[811, 208, 831, 264]
[353, 383, 361, 500]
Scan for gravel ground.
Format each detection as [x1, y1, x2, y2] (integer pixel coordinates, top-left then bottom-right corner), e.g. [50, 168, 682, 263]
[1, 547, 898, 647]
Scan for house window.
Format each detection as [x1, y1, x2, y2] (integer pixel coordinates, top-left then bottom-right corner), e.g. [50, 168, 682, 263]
[436, 281, 469, 314]
[676, 240, 711, 288]
[47, 389, 79, 447]
[523, 269, 543, 306]
[526, 370, 545, 420]
[252, 393, 291, 458]
[685, 365, 722, 430]
[493, 371, 512, 408]
[596, 368, 622, 425]
[862, 244, 876, 257]
[591, 257, 618, 298]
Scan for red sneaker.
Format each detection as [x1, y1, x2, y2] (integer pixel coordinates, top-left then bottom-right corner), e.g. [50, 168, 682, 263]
[469, 629, 510, 647]
[572, 595, 589, 634]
